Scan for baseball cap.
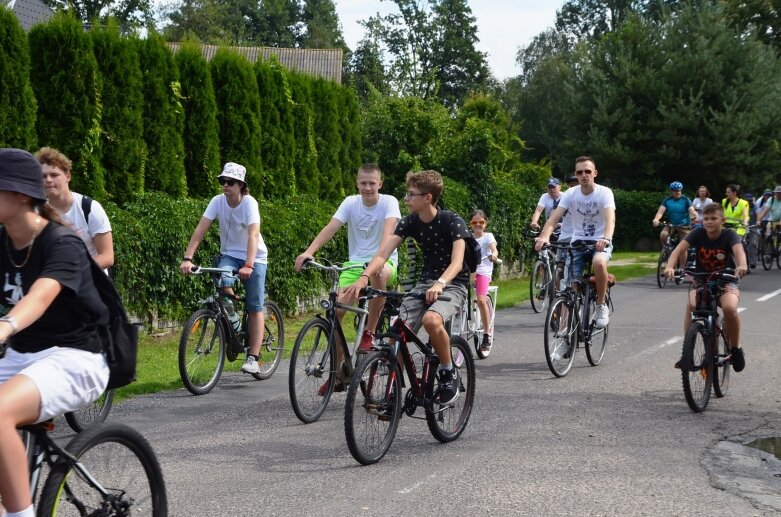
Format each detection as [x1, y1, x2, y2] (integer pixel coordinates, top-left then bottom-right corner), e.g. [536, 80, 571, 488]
[547, 178, 560, 187]
[763, 189, 773, 196]
[218, 162, 247, 183]
[0, 148, 47, 201]
[566, 175, 578, 184]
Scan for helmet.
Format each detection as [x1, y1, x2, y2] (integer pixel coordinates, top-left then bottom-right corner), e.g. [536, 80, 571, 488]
[669, 181, 683, 191]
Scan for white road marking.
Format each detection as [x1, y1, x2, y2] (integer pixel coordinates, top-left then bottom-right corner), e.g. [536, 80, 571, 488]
[399, 474, 437, 494]
[738, 307, 747, 314]
[639, 337, 681, 356]
[757, 288, 781, 302]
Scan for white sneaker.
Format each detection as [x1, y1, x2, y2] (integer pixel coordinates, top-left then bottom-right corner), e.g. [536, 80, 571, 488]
[594, 304, 609, 329]
[241, 356, 260, 374]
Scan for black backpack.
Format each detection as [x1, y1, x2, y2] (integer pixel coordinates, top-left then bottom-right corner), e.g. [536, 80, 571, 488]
[463, 235, 482, 273]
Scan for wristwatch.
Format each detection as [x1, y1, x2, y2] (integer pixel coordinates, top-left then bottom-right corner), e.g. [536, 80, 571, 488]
[435, 278, 447, 288]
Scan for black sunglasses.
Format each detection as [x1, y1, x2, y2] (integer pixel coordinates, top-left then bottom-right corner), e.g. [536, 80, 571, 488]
[218, 177, 238, 187]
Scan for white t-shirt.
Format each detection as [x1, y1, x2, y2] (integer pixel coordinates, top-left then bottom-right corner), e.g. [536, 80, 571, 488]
[333, 194, 401, 263]
[559, 207, 574, 241]
[475, 232, 497, 277]
[692, 197, 713, 222]
[59, 192, 112, 258]
[536, 192, 563, 218]
[203, 195, 268, 263]
[558, 184, 616, 241]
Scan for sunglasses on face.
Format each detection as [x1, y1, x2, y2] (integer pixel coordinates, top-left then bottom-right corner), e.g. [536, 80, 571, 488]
[470, 220, 486, 227]
[575, 169, 593, 176]
[218, 178, 237, 187]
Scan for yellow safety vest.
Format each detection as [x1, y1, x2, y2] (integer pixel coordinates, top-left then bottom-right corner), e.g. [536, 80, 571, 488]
[722, 198, 748, 236]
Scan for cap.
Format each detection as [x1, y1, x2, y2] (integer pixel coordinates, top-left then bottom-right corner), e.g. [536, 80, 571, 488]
[547, 177, 560, 187]
[218, 162, 247, 183]
[763, 189, 773, 196]
[0, 148, 47, 201]
[774, 185, 781, 193]
[566, 175, 578, 184]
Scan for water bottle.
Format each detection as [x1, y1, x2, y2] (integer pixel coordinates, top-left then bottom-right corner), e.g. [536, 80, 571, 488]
[223, 296, 241, 332]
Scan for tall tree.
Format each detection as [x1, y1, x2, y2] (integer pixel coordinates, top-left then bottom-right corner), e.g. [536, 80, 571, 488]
[247, 0, 299, 47]
[346, 17, 390, 101]
[0, 6, 37, 149]
[298, 0, 347, 49]
[44, 0, 151, 28]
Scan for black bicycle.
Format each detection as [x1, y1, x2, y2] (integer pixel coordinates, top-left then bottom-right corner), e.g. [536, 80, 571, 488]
[529, 230, 560, 313]
[679, 268, 738, 412]
[760, 223, 781, 270]
[543, 242, 613, 377]
[656, 223, 694, 288]
[344, 288, 475, 465]
[179, 265, 284, 395]
[22, 420, 167, 515]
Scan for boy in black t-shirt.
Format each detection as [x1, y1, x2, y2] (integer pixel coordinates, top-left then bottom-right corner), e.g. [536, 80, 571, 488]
[664, 203, 748, 372]
[346, 170, 470, 405]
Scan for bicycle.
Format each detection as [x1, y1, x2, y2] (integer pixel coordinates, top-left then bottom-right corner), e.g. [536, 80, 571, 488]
[289, 259, 385, 424]
[344, 287, 475, 465]
[656, 223, 694, 288]
[760, 223, 781, 270]
[179, 265, 284, 395]
[450, 255, 501, 359]
[529, 230, 560, 313]
[63, 389, 115, 432]
[21, 420, 167, 515]
[677, 268, 738, 412]
[543, 242, 614, 377]
[725, 222, 760, 270]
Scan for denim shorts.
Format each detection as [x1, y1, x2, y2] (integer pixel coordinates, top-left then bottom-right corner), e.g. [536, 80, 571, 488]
[568, 242, 613, 285]
[218, 254, 266, 312]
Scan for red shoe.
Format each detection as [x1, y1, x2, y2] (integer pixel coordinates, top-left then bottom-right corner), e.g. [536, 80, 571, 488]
[357, 330, 375, 354]
[318, 378, 345, 396]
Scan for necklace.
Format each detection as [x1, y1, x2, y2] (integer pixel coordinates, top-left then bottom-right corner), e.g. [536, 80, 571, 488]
[5, 215, 41, 269]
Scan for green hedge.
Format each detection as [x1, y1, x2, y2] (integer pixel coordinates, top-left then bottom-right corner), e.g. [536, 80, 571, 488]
[0, 6, 36, 149]
[613, 189, 663, 250]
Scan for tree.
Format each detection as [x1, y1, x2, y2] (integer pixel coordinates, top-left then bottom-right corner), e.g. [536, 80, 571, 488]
[160, 0, 251, 44]
[288, 71, 319, 195]
[247, 0, 299, 47]
[0, 6, 37, 149]
[255, 58, 295, 198]
[310, 78, 342, 200]
[44, 0, 152, 29]
[346, 18, 390, 101]
[298, 0, 347, 49]
[722, 0, 781, 49]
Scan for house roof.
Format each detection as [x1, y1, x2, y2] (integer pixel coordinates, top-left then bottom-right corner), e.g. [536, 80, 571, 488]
[6, 0, 53, 31]
[166, 43, 343, 84]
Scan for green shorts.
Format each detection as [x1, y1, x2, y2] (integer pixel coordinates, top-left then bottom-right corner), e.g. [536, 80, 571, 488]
[339, 260, 398, 288]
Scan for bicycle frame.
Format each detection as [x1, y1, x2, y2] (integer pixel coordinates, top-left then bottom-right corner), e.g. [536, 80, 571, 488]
[192, 266, 248, 353]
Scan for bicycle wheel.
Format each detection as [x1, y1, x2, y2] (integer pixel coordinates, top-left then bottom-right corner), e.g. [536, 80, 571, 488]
[64, 390, 115, 433]
[761, 236, 774, 270]
[38, 423, 167, 516]
[252, 300, 284, 380]
[475, 296, 494, 360]
[681, 322, 713, 412]
[544, 297, 576, 377]
[656, 248, 669, 288]
[776, 237, 781, 269]
[179, 309, 225, 395]
[745, 234, 758, 269]
[288, 318, 335, 424]
[344, 351, 401, 465]
[712, 319, 731, 398]
[585, 299, 608, 366]
[529, 260, 550, 313]
[426, 336, 475, 442]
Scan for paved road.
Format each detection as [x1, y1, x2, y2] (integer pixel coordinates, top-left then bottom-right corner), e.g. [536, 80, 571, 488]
[72, 270, 781, 516]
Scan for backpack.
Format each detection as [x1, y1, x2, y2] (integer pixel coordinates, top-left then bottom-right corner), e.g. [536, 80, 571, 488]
[81, 195, 93, 226]
[463, 235, 482, 273]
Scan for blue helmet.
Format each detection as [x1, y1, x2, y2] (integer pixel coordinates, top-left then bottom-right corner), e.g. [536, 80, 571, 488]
[669, 181, 683, 191]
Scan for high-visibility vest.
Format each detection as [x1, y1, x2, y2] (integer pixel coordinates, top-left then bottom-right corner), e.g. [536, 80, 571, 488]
[722, 198, 749, 236]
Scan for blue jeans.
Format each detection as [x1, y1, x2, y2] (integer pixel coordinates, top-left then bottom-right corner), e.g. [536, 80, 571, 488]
[567, 241, 613, 286]
[217, 255, 266, 312]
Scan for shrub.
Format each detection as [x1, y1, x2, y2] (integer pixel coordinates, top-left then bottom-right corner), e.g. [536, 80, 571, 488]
[311, 78, 343, 201]
[0, 6, 37, 149]
[289, 71, 319, 195]
[613, 189, 662, 250]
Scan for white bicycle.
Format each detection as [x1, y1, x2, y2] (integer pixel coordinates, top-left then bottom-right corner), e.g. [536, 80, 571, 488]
[449, 257, 500, 359]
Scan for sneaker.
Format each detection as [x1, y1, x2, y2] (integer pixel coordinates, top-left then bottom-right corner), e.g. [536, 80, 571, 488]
[241, 356, 260, 374]
[357, 330, 375, 354]
[594, 303, 609, 329]
[317, 378, 345, 396]
[552, 342, 571, 361]
[480, 333, 491, 352]
[730, 347, 745, 372]
[437, 368, 460, 405]
[674, 357, 682, 369]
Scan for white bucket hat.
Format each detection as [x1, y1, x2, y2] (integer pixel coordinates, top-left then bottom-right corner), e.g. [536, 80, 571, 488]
[218, 162, 247, 183]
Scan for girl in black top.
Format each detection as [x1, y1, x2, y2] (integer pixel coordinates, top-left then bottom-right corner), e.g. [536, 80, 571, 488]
[0, 148, 109, 517]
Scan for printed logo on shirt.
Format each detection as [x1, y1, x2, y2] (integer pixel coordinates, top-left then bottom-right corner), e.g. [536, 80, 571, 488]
[3, 272, 23, 306]
[356, 214, 378, 239]
[576, 201, 601, 238]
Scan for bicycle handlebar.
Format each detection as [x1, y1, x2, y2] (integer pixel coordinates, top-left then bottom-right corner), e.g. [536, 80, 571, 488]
[301, 258, 365, 273]
[674, 267, 739, 282]
[189, 265, 239, 277]
[360, 286, 451, 303]
[481, 255, 502, 265]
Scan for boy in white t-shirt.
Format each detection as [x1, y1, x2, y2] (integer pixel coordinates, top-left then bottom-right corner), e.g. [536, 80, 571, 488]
[535, 156, 616, 329]
[295, 164, 401, 392]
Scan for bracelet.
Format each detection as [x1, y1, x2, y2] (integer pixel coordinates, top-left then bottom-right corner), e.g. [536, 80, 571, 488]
[360, 274, 370, 281]
[0, 316, 18, 334]
[183, 257, 193, 262]
[243, 264, 254, 270]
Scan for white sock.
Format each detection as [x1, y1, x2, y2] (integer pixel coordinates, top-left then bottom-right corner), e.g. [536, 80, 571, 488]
[6, 505, 35, 517]
[438, 363, 452, 372]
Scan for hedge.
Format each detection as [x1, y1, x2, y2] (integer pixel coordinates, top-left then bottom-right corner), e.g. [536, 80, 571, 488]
[0, 6, 37, 149]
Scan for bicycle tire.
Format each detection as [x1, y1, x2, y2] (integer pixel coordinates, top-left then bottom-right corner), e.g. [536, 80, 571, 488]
[585, 299, 608, 366]
[38, 423, 168, 516]
[544, 297, 576, 377]
[252, 300, 284, 380]
[179, 309, 225, 395]
[64, 390, 115, 433]
[344, 351, 401, 465]
[426, 336, 475, 443]
[656, 248, 669, 288]
[530, 260, 550, 313]
[681, 322, 712, 412]
[288, 318, 335, 424]
[761, 236, 774, 270]
[474, 296, 494, 360]
[776, 237, 781, 269]
[745, 234, 758, 269]
[712, 319, 731, 398]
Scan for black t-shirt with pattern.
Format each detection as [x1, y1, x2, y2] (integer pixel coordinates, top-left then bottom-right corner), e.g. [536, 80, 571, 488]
[683, 227, 741, 272]
[394, 209, 471, 286]
[0, 222, 107, 353]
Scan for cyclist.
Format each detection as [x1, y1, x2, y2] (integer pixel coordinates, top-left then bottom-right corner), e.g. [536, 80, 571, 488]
[664, 203, 748, 372]
[36, 147, 114, 272]
[345, 170, 470, 405]
[692, 185, 713, 227]
[530, 177, 563, 231]
[721, 184, 749, 238]
[757, 188, 774, 236]
[652, 181, 696, 268]
[757, 186, 781, 236]
[468, 209, 499, 352]
[535, 156, 615, 329]
[0, 149, 110, 517]
[294, 164, 401, 392]
[180, 163, 269, 375]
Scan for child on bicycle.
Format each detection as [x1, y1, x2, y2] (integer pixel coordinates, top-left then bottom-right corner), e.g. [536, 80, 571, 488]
[0, 149, 110, 517]
[664, 203, 748, 372]
[345, 170, 470, 405]
[180, 162, 269, 375]
[469, 210, 499, 352]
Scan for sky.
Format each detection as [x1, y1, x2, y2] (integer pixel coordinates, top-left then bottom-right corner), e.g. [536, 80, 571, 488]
[335, 0, 563, 80]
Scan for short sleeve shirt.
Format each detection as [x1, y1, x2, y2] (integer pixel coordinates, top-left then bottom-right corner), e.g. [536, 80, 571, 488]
[0, 223, 107, 353]
[692, 197, 713, 221]
[333, 194, 401, 263]
[684, 227, 742, 272]
[536, 193, 562, 218]
[59, 192, 112, 258]
[558, 185, 616, 241]
[393, 210, 471, 286]
[475, 232, 497, 277]
[203, 194, 268, 263]
[660, 196, 692, 225]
